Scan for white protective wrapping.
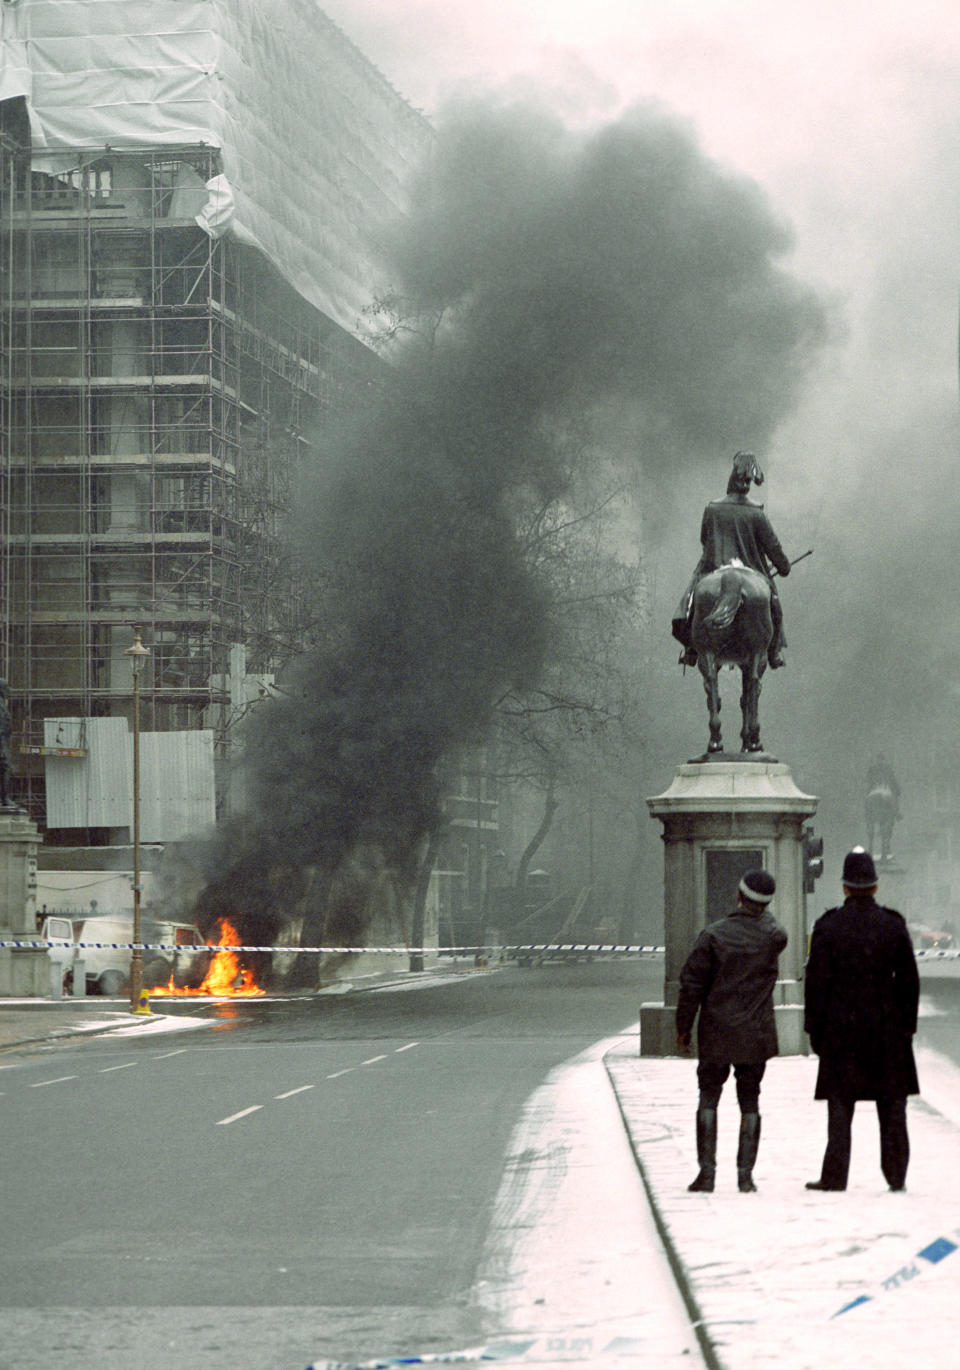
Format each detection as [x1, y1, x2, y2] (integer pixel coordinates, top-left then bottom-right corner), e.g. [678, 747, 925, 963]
[0, 0, 431, 333]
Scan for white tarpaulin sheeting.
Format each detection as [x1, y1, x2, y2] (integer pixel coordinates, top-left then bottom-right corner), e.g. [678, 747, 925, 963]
[44, 717, 216, 842]
[0, 0, 431, 333]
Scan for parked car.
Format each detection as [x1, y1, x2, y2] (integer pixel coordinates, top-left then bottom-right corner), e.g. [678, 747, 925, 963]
[72, 914, 210, 996]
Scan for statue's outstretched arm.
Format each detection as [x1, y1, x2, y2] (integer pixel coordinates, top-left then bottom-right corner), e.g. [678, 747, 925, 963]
[758, 515, 791, 577]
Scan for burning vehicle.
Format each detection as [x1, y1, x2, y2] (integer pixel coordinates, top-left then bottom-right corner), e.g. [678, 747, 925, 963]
[68, 914, 268, 996]
[71, 914, 211, 996]
[148, 918, 264, 997]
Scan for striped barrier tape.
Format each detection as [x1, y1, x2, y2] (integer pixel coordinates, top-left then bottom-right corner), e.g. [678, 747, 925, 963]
[307, 1340, 534, 1368]
[2, 939, 666, 955]
[307, 1332, 649, 1367]
[833, 1227, 959, 1316]
[9, 938, 958, 957]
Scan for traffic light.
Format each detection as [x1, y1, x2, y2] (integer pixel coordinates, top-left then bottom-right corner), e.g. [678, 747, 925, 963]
[803, 827, 824, 894]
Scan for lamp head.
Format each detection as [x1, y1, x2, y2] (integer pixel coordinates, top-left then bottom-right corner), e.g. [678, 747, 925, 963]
[124, 625, 150, 676]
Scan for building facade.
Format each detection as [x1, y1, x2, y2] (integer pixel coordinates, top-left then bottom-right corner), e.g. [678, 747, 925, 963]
[0, 4, 432, 845]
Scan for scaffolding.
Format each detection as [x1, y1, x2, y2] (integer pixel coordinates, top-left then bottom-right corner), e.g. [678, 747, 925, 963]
[0, 134, 382, 828]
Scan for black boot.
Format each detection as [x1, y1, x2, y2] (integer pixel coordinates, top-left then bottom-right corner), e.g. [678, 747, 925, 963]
[737, 1112, 761, 1192]
[688, 1108, 717, 1192]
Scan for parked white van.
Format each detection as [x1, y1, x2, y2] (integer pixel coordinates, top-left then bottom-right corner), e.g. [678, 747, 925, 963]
[71, 915, 210, 996]
[39, 915, 76, 995]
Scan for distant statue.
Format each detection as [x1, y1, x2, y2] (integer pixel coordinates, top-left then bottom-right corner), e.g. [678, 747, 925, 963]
[672, 453, 793, 756]
[865, 753, 900, 862]
[0, 679, 14, 809]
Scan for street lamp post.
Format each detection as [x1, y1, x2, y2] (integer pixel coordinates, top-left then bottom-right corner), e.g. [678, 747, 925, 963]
[124, 625, 150, 1014]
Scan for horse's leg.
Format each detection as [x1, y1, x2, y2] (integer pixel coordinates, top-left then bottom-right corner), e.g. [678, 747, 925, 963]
[700, 655, 723, 752]
[740, 660, 763, 752]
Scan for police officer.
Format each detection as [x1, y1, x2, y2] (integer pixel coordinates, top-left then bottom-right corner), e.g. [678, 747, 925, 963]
[804, 847, 919, 1191]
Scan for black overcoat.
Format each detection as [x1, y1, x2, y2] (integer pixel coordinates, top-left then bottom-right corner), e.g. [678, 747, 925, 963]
[698, 495, 791, 580]
[676, 905, 788, 1063]
[804, 896, 919, 1100]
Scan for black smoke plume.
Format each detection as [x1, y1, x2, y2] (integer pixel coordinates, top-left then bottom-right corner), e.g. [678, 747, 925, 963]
[184, 96, 828, 949]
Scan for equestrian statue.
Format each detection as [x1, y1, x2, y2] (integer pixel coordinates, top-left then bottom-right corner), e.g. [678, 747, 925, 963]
[865, 753, 901, 863]
[672, 452, 802, 757]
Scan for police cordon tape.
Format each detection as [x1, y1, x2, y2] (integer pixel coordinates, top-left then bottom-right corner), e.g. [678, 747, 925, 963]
[2, 939, 667, 955]
[7, 939, 958, 957]
[307, 1332, 648, 1368]
[832, 1227, 960, 1317]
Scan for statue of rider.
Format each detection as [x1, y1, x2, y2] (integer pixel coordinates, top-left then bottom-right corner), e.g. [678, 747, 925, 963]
[672, 451, 791, 670]
[867, 753, 901, 818]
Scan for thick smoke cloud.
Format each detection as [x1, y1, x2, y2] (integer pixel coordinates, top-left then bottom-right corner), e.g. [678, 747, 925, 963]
[186, 97, 829, 948]
[392, 99, 827, 473]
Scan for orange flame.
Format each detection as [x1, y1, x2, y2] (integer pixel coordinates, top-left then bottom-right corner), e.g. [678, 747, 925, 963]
[149, 917, 265, 997]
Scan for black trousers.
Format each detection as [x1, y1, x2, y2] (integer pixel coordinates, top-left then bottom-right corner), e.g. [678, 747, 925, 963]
[818, 1096, 909, 1189]
[697, 1061, 765, 1111]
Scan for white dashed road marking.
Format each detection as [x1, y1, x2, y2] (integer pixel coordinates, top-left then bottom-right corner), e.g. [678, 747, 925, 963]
[216, 1105, 263, 1125]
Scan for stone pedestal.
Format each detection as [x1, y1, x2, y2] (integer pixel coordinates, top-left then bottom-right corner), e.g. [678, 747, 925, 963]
[871, 857, 907, 906]
[640, 761, 817, 1057]
[0, 810, 44, 996]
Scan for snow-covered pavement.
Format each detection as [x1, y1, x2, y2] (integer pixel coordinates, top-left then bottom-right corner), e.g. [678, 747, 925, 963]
[605, 1037, 960, 1370]
[473, 1034, 705, 1366]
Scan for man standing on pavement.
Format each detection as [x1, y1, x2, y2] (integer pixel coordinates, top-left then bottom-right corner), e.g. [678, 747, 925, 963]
[804, 846, 920, 1192]
[676, 868, 787, 1193]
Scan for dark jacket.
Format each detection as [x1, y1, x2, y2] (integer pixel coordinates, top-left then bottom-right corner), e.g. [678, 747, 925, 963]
[672, 494, 789, 644]
[804, 896, 919, 1101]
[676, 904, 788, 1063]
[699, 495, 791, 581]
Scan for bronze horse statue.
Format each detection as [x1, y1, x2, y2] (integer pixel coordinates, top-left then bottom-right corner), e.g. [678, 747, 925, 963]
[865, 784, 897, 862]
[690, 564, 773, 755]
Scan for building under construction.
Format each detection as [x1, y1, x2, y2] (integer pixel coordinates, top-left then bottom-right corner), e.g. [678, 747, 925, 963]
[0, 2, 431, 844]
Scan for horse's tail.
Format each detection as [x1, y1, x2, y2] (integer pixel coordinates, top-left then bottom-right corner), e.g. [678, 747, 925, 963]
[702, 571, 744, 631]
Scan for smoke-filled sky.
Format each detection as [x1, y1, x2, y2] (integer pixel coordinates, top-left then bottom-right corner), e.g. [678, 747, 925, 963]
[194, 90, 829, 947]
[190, 1, 957, 942]
[316, 0, 960, 493]
[316, 0, 960, 887]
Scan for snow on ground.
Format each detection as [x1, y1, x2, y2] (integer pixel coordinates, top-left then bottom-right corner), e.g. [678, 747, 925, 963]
[89, 1010, 216, 1037]
[470, 1031, 706, 1367]
[605, 1039, 960, 1370]
[0, 1001, 218, 1039]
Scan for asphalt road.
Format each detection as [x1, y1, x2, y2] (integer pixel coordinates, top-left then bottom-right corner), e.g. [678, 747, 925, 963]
[917, 973, 960, 1069]
[0, 957, 661, 1370]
